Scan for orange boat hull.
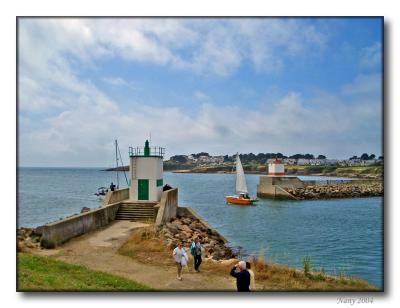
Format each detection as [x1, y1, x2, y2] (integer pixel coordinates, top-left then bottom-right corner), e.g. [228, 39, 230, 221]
[226, 196, 253, 205]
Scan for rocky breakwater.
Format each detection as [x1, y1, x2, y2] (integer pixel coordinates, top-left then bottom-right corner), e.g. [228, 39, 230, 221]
[161, 215, 235, 260]
[285, 182, 383, 200]
[17, 227, 42, 251]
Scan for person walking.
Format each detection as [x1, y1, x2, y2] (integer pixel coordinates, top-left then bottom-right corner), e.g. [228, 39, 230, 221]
[194, 238, 202, 272]
[181, 248, 190, 273]
[190, 240, 196, 270]
[172, 242, 186, 280]
[230, 261, 251, 292]
[246, 261, 256, 291]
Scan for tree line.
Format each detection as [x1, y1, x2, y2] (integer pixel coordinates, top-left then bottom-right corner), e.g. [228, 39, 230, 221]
[169, 152, 383, 164]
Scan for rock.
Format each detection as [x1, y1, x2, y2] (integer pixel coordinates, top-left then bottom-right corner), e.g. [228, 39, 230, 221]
[171, 220, 182, 228]
[33, 226, 44, 236]
[17, 240, 25, 252]
[177, 224, 192, 233]
[181, 217, 192, 225]
[209, 240, 217, 246]
[80, 207, 91, 213]
[181, 231, 191, 239]
[189, 222, 198, 230]
[166, 223, 179, 234]
[212, 247, 225, 260]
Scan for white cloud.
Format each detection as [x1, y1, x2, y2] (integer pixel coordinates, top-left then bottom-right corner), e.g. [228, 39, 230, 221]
[20, 81, 382, 166]
[193, 91, 210, 102]
[342, 74, 382, 96]
[360, 42, 382, 69]
[18, 18, 327, 80]
[17, 18, 382, 166]
[102, 77, 136, 90]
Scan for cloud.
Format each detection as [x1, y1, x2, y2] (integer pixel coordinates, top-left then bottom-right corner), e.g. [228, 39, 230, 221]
[193, 91, 211, 102]
[18, 18, 327, 79]
[102, 77, 136, 90]
[17, 18, 382, 166]
[360, 42, 382, 69]
[19, 77, 382, 166]
[342, 74, 382, 96]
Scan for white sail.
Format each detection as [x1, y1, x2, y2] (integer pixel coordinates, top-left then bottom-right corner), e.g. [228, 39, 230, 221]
[235, 154, 248, 193]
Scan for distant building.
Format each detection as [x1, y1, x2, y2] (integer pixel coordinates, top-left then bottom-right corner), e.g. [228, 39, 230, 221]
[283, 158, 296, 165]
[297, 158, 310, 165]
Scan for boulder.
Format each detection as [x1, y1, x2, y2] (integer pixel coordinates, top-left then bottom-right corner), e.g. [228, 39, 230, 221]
[212, 247, 225, 260]
[80, 207, 91, 213]
[181, 217, 192, 225]
[178, 224, 192, 233]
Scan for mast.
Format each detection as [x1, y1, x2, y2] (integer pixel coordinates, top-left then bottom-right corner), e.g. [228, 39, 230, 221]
[115, 139, 119, 188]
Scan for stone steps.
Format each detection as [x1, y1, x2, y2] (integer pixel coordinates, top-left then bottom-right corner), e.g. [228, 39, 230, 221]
[115, 202, 158, 221]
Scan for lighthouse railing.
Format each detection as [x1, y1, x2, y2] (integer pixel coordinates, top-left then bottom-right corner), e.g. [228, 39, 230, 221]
[129, 146, 165, 157]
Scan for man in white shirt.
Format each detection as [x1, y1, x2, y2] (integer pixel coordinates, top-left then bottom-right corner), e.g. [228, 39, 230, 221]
[172, 242, 186, 280]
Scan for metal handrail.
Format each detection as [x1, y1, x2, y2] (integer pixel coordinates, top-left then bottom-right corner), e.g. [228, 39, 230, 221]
[129, 146, 165, 157]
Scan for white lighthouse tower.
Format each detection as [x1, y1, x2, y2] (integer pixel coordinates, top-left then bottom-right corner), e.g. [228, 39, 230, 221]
[268, 158, 285, 176]
[129, 140, 165, 202]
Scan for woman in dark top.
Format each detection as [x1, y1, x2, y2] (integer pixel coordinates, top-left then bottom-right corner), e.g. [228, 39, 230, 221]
[230, 261, 250, 292]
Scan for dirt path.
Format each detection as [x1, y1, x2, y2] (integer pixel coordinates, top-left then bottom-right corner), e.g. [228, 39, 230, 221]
[34, 221, 237, 291]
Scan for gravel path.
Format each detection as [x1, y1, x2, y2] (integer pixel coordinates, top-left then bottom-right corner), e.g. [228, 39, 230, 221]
[33, 220, 236, 291]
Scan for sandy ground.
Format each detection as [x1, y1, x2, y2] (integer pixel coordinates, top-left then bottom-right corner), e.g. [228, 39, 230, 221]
[33, 221, 237, 291]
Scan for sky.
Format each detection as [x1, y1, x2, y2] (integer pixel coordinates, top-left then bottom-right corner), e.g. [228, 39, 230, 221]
[17, 17, 383, 167]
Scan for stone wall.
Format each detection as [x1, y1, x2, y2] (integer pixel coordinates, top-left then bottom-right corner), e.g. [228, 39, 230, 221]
[41, 203, 120, 247]
[257, 176, 302, 199]
[285, 182, 383, 199]
[155, 188, 178, 226]
[102, 188, 130, 206]
[162, 206, 233, 260]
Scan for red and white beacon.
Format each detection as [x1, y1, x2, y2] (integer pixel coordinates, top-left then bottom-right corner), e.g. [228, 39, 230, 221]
[268, 158, 285, 176]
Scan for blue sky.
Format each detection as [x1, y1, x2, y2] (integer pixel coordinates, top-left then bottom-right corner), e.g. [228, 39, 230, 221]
[18, 18, 383, 167]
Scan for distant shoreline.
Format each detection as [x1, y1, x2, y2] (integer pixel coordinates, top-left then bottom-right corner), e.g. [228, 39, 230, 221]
[102, 164, 383, 179]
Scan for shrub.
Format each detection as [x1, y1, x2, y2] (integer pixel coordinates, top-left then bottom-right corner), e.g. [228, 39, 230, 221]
[303, 256, 311, 277]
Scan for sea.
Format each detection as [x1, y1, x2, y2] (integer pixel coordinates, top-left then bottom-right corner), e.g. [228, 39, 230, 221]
[18, 167, 383, 289]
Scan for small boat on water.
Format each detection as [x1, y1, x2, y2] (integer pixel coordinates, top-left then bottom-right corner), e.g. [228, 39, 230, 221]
[94, 187, 109, 196]
[225, 153, 258, 205]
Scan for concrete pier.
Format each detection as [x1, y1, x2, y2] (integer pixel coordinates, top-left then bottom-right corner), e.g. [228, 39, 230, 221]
[257, 176, 303, 199]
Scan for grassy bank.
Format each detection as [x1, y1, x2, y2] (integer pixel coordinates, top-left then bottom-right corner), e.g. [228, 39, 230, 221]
[118, 227, 378, 291]
[17, 253, 152, 291]
[285, 164, 383, 177]
[169, 163, 383, 178]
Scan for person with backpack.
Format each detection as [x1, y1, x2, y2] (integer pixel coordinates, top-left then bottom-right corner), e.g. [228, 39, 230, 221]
[190, 240, 197, 270]
[193, 237, 202, 272]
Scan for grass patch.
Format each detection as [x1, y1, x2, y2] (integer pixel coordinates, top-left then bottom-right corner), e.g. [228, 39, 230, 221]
[17, 253, 152, 291]
[118, 227, 172, 266]
[118, 228, 378, 291]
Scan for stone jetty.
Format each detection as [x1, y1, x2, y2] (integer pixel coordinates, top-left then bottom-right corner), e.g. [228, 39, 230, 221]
[285, 182, 383, 200]
[161, 215, 235, 260]
[17, 227, 42, 251]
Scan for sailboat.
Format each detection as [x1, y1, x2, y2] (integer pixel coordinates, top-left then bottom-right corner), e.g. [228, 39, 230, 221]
[225, 153, 258, 205]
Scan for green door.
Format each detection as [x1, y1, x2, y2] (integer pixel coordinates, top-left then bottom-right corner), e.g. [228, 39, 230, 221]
[138, 179, 149, 200]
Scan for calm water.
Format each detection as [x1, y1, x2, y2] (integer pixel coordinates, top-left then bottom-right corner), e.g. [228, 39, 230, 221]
[18, 168, 383, 288]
